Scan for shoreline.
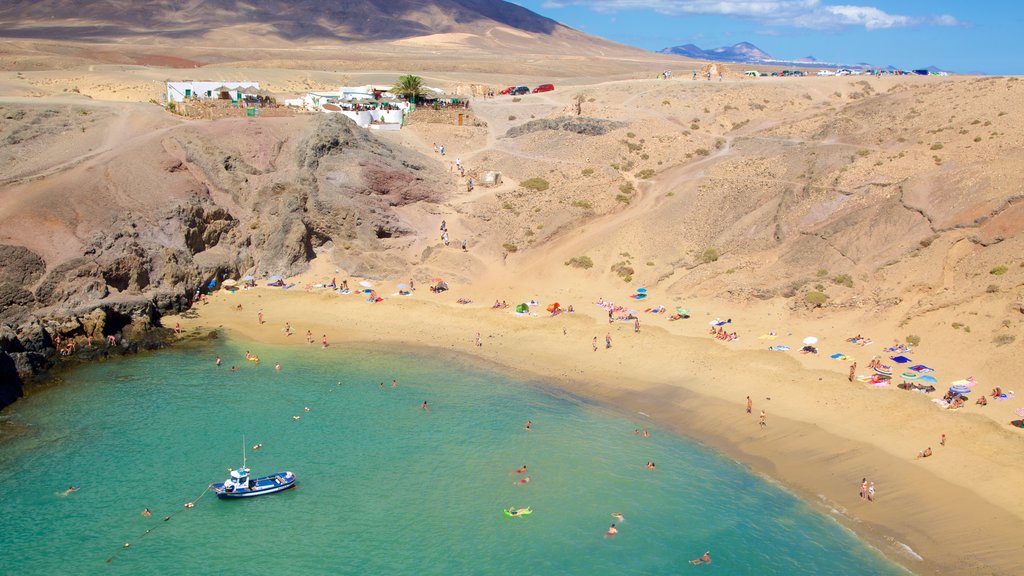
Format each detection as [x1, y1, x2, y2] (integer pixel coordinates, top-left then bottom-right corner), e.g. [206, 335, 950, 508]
[169, 282, 1024, 576]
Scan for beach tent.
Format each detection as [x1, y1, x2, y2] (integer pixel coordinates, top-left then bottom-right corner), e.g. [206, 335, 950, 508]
[546, 302, 560, 313]
[516, 303, 529, 314]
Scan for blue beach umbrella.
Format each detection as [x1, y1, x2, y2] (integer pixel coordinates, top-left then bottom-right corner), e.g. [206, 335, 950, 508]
[268, 275, 283, 282]
[949, 384, 971, 395]
[636, 288, 647, 293]
[918, 375, 938, 384]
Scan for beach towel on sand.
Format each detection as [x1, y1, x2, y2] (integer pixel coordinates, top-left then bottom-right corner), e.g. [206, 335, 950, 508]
[909, 364, 933, 373]
[890, 355, 912, 364]
[768, 345, 790, 352]
[830, 353, 849, 360]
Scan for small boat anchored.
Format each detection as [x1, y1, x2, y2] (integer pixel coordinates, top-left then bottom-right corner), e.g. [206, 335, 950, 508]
[210, 438, 296, 499]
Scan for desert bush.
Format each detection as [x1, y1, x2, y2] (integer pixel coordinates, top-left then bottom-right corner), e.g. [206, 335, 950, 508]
[581, 167, 594, 176]
[615, 194, 631, 204]
[816, 268, 828, 277]
[993, 334, 1016, 346]
[619, 182, 634, 194]
[832, 273, 854, 288]
[690, 123, 700, 130]
[611, 262, 634, 279]
[626, 132, 636, 138]
[501, 201, 514, 210]
[986, 284, 1000, 293]
[814, 283, 825, 291]
[508, 115, 516, 121]
[990, 265, 1008, 275]
[565, 256, 594, 269]
[805, 291, 829, 307]
[502, 242, 518, 253]
[571, 199, 592, 209]
[694, 148, 710, 157]
[930, 143, 944, 150]
[662, 100, 670, 106]
[520, 177, 549, 191]
[512, 97, 521, 103]
[701, 247, 719, 263]
[974, 136, 982, 142]
[857, 149, 870, 157]
[951, 322, 963, 330]
[906, 334, 921, 346]
[636, 169, 655, 179]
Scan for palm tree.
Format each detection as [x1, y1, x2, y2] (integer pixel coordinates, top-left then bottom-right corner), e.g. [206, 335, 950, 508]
[391, 74, 426, 102]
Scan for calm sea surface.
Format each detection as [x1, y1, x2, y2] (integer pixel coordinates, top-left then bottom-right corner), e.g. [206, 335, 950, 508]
[0, 339, 906, 575]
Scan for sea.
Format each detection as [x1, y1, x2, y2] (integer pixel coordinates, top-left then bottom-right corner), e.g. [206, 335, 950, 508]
[0, 338, 907, 575]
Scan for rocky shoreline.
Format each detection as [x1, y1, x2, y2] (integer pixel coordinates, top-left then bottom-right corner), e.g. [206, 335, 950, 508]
[0, 291, 191, 411]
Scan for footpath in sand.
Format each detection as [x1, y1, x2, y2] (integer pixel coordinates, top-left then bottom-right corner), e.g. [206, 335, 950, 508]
[172, 272, 1024, 576]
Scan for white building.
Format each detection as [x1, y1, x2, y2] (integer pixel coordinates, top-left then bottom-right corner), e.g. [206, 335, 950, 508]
[285, 88, 410, 129]
[166, 81, 260, 103]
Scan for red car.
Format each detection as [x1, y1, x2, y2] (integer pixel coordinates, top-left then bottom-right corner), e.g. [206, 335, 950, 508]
[499, 86, 515, 95]
[532, 84, 554, 93]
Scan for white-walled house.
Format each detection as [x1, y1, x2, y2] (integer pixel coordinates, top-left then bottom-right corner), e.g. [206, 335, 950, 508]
[287, 90, 410, 129]
[166, 81, 260, 103]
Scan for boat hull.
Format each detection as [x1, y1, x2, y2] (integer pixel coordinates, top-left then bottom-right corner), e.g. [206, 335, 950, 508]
[212, 472, 296, 499]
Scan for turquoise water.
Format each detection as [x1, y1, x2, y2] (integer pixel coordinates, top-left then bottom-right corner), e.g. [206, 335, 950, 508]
[0, 340, 906, 575]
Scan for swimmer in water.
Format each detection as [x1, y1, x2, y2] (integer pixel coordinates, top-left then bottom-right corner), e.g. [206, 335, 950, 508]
[689, 551, 711, 565]
[230, 366, 237, 372]
[142, 508, 152, 517]
[184, 502, 194, 509]
[642, 429, 650, 439]
[420, 401, 429, 411]
[516, 476, 531, 485]
[61, 485, 79, 496]
[516, 465, 527, 474]
[646, 461, 656, 471]
[606, 523, 618, 537]
[507, 506, 519, 517]
[611, 512, 624, 522]
[252, 443, 263, 450]
[216, 356, 222, 366]
[524, 420, 532, 431]
[292, 415, 301, 421]
[274, 362, 281, 371]
[304, 407, 311, 412]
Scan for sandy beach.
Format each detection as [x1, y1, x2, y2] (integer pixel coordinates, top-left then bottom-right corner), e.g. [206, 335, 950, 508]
[171, 262, 1024, 575]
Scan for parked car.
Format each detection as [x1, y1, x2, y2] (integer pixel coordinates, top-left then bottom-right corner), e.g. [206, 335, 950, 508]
[512, 86, 530, 95]
[499, 86, 515, 95]
[532, 83, 555, 93]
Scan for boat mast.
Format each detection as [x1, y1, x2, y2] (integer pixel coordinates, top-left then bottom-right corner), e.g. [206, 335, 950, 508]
[242, 434, 247, 469]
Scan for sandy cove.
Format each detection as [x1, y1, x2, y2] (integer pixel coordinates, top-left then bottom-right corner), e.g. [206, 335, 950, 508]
[172, 273, 1024, 576]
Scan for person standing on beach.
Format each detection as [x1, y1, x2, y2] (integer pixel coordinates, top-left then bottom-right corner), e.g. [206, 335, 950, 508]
[605, 333, 612, 349]
[306, 330, 313, 344]
[321, 334, 328, 349]
[940, 433, 946, 446]
[746, 396, 752, 414]
[475, 332, 482, 347]
[634, 318, 640, 333]
[592, 337, 598, 352]
[867, 482, 875, 502]
[849, 362, 857, 382]
[860, 478, 868, 499]
[608, 309, 614, 324]
[258, 311, 264, 325]
[759, 410, 767, 428]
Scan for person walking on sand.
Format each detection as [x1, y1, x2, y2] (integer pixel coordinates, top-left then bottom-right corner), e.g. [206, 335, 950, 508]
[849, 362, 857, 382]
[867, 482, 875, 502]
[475, 332, 482, 347]
[593, 337, 598, 352]
[940, 433, 946, 446]
[605, 333, 612, 349]
[759, 409, 767, 428]
[321, 334, 328, 349]
[860, 477, 868, 499]
[258, 311, 264, 325]
[746, 396, 752, 414]
[634, 318, 640, 333]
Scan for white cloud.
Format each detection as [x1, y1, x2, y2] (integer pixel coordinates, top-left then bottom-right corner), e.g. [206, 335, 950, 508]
[540, 0, 958, 30]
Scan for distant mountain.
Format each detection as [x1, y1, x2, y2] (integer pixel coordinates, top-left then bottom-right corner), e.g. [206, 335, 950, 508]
[0, 0, 578, 43]
[661, 41, 857, 69]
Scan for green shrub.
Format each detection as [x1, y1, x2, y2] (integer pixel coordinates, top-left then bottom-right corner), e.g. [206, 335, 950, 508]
[565, 256, 594, 269]
[814, 283, 825, 291]
[832, 273, 854, 288]
[805, 291, 829, 307]
[626, 132, 636, 138]
[615, 194, 631, 204]
[990, 265, 1008, 275]
[502, 243, 518, 253]
[636, 169, 655, 179]
[701, 247, 719, 263]
[611, 262, 634, 279]
[581, 167, 594, 176]
[694, 148, 710, 156]
[690, 123, 700, 130]
[906, 334, 921, 346]
[619, 182, 634, 194]
[502, 201, 514, 210]
[816, 268, 828, 277]
[930, 143, 944, 150]
[951, 322, 963, 330]
[570, 199, 592, 209]
[520, 178, 549, 191]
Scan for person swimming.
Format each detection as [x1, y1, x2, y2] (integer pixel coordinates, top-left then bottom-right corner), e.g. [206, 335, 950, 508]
[252, 443, 263, 450]
[61, 485, 79, 496]
[611, 512, 624, 522]
[507, 506, 519, 517]
[606, 523, 618, 537]
[142, 508, 152, 517]
[690, 551, 711, 565]
[516, 476, 531, 485]
[646, 461, 656, 470]
[516, 465, 527, 474]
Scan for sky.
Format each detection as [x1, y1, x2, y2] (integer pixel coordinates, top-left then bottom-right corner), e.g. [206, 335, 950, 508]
[509, 1, 1020, 74]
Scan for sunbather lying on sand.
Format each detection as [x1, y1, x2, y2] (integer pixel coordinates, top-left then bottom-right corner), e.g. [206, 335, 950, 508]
[917, 447, 933, 459]
[976, 396, 987, 406]
[991, 387, 1002, 398]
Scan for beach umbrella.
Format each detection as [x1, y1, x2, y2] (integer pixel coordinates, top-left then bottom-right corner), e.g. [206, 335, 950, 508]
[949, 384, 971, 395]
[636, 288, 647, 293]
[1015, 407, 1024, 418]
[802, 336, 818, 345]
[917, 375, 938, 384]
[431, 277, 443, 283]
[950, 378, 977, 388]
[546, 302, 560, 313]
[901, 372, 920, 380]
[268, 275, 283, 282]
[222, 279, 238, 287]
[359, 280, 373, 288]
[397, 283, 409, 290]
[242, 275, 255, 281]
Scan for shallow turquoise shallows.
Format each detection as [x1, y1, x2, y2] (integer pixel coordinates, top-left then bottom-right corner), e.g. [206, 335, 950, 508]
[0, 340, 906, 575]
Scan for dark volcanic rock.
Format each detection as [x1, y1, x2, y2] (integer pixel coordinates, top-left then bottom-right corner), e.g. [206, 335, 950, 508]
[0, 349, 22, 409]
[505, 117, 628, 138]
[0, 244, 46, 325]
